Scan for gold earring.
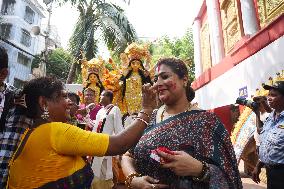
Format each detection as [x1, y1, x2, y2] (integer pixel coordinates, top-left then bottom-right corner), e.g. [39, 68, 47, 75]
[41, 106, 49, 120]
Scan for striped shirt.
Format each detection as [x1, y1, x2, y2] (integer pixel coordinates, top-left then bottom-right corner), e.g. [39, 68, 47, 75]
[259, 110, 284, 164]
[0, 106, 33, 188]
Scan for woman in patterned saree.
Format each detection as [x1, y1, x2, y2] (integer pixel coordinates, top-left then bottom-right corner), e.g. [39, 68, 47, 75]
[7, 77, 156, 189]
[121, 58, 242, 189]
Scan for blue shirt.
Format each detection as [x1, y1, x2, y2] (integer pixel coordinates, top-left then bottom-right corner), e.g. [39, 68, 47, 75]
[259, 110, 284, 164]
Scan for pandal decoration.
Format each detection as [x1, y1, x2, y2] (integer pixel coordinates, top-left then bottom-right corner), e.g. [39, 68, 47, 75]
[81, 56, 105, 87]
[78, 43, 153, 115]
[121, 42, 152, 74]
[120, 42, 152, 115]
[102, 66, 126, 112]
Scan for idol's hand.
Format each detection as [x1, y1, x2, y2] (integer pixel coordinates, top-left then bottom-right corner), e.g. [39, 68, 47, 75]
[142, 83, 157, 112]
[157, 150, 203, 177]
[131, 176, 168, 189]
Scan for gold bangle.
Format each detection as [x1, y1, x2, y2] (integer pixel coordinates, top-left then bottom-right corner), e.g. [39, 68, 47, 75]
[125, 173, 142, 188]
[135, 117, 149, 126]
[192, 161, 210, 182]
[139, 110, 151, 120]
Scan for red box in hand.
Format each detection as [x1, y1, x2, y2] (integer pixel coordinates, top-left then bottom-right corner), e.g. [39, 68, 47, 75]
[150, 147, 174, 163]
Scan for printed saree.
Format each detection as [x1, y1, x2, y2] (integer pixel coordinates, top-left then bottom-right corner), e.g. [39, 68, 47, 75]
[130, 110, 242, 189]
[38, 164, 93, 189]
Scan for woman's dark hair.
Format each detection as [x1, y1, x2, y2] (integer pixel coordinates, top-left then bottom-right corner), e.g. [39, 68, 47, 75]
[86, 73, 104, 95]
[120, 59, 152, 99]
[0, 46, 8, 70]
[22, 77, 64, 118]
[156, 58, 195, 102]
[67, 92, 80, 105]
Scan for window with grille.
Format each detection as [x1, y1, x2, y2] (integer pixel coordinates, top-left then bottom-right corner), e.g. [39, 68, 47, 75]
[1, 0, 15, 15]
[0, 23, 12, 39]
[20, 29, 31, 47]
[17, 52, 31, 66]
[24, 6, 35, 24]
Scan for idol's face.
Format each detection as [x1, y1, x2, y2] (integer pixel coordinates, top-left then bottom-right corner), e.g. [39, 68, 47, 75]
[89, 74, 97, 83]
[130, 60, 141, 72]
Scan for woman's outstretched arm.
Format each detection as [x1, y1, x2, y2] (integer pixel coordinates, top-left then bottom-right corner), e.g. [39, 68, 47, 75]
[106, 83, 156, 156]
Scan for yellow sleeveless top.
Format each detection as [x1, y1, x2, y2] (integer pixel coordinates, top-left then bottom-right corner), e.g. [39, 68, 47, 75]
[8, 122, 109, 189]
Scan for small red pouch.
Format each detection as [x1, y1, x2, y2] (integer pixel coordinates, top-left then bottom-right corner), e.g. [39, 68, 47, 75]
[156, 147, 175, 155]
[150, 147, 174, 163]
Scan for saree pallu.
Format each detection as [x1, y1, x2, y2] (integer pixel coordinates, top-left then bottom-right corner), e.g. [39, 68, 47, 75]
[38, 164, 93, 189]
[130, 110, 242, 189]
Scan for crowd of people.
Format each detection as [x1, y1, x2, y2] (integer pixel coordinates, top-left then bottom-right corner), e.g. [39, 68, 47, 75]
[0, 45, 283, 189]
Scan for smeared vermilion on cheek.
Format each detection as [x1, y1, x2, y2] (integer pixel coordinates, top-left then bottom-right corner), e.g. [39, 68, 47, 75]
[166, 80, 176, 90]
[159, 80, 176, 102]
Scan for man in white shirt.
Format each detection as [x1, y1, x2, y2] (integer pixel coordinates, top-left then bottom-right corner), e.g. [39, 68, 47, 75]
[91, 90, 124, 189]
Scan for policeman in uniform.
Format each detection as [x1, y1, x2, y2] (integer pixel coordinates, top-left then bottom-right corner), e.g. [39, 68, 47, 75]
[252, 81, 284, 189]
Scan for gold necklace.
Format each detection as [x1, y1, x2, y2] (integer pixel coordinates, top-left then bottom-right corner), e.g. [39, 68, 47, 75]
[160, 103, 192, 122]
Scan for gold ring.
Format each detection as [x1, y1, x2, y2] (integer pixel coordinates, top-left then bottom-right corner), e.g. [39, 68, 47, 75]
[151, 184, 156, 189]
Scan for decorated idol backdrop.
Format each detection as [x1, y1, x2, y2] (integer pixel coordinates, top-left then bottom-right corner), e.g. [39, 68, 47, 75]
[67, 43, 154, 121]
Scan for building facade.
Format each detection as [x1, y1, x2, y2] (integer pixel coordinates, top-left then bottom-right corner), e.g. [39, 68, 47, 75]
[0, 0, 45, 87]
[192, 0, 284, 130]
[192, 0, 284, 181]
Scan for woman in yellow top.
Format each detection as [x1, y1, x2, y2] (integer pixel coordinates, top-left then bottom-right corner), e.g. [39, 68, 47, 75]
[7, 77, 156, 189]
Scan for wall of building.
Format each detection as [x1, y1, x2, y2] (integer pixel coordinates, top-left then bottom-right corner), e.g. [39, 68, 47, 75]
[195, 35, 284, 110]
[0, 0, 45, 86]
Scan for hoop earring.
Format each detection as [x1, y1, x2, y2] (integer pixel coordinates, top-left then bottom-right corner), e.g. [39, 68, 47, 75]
[41, 106, 49, 120]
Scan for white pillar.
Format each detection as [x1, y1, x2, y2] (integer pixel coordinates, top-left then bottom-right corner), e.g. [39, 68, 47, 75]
[206, 0, 224, 66]
[193, 18, 202, 78]
[240, 0, 258, 35]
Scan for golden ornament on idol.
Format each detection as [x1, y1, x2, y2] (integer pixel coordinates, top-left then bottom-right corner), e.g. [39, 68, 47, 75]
[79, 43, 153, 116]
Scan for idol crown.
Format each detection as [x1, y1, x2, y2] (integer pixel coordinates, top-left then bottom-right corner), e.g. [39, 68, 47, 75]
[123, 42, 151, 62]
